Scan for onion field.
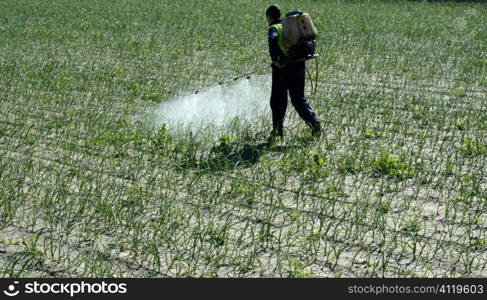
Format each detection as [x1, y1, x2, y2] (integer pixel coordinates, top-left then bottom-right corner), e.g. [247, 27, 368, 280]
[1, 0, 486, 277]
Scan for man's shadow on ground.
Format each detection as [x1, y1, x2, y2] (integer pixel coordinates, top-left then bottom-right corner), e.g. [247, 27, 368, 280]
[195, 141, 296, 172]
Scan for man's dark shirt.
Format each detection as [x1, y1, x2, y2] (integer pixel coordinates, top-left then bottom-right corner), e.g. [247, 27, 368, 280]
[268, 19, 287, 63]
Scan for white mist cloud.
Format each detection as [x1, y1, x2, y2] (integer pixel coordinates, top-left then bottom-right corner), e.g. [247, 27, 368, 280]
[148, 75, 271, 133]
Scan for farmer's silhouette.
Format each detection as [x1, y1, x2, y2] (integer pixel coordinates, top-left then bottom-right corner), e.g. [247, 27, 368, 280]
[266, 4, 321, 141]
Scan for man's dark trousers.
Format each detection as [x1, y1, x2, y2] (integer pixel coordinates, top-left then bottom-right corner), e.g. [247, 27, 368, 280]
[270, 61, 319, 137]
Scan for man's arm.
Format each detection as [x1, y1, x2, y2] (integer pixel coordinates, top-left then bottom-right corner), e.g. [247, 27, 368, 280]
[268, 27, 280, 62]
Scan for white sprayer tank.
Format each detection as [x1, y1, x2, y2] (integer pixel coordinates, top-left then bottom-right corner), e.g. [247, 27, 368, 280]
[281, 12, 318, 49]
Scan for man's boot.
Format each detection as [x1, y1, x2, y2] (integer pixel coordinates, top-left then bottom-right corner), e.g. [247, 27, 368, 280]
[267, 126, 284, 144]
[308, 121, 321, 137]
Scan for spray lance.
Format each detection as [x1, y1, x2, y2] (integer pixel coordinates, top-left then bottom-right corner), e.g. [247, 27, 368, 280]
[193, 55, 320, 95]
[194, 67, 266, 95]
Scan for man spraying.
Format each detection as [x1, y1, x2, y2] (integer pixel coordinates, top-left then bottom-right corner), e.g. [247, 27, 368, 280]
[266, 4, 321, 141]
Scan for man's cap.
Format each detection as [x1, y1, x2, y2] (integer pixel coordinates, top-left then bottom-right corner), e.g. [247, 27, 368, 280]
[266, 5, 281, 19]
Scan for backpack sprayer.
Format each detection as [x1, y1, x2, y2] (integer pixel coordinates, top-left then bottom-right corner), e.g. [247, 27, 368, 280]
[194, 10, 320, 95]
[282, 10, 320, 95]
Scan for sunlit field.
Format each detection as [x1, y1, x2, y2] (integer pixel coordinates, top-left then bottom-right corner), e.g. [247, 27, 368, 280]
[1, 0, 486, 277]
